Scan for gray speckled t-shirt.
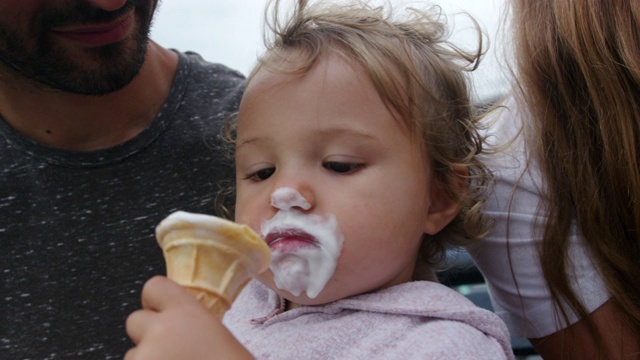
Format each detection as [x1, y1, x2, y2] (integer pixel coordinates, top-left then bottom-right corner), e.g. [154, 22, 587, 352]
[0, 51, 244, 359]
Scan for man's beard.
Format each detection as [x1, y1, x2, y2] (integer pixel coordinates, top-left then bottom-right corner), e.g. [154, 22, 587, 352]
[0, 0, 157, 95]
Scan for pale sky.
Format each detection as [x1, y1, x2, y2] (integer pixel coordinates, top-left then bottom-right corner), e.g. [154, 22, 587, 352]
[150, 0, 509, 101]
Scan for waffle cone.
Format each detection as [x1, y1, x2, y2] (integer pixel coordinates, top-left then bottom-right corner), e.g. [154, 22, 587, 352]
[156, 211, 271, 319]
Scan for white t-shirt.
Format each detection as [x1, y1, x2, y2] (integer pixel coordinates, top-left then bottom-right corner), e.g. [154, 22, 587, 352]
[466, 96, 610, 339]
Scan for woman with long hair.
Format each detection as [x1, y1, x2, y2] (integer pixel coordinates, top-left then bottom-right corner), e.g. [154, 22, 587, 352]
[469, 1, 640, 358]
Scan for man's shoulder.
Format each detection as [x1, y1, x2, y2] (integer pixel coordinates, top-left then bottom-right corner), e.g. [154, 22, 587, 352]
[179, 51, 245, 86]
[167, 51, 245, 121]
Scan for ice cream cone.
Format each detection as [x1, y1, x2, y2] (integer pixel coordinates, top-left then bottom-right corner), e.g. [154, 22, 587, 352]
[156, 211, 271, 319]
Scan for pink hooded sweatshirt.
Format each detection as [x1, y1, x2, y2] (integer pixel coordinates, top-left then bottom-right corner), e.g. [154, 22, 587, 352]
[223, 280, 515, 359]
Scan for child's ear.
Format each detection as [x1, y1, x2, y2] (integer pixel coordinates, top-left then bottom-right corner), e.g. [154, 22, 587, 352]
[424, 167, 467, 235]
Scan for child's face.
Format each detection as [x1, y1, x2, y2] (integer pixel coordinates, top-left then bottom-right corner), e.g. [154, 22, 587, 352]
[235, 54, 450, 305]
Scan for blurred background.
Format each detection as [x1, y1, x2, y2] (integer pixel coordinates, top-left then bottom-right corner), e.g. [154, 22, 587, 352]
[150, 0, 509, 102]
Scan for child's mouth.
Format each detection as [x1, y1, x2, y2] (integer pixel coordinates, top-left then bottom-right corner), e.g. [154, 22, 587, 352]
[266, 229, 318, 252]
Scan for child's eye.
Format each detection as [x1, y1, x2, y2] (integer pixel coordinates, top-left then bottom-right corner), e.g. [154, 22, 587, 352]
[323, 161, 363, 174]
[246, 167, 275, 181]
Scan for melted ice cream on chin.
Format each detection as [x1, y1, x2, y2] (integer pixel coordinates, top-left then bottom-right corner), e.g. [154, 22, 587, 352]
[261, 210, 343, 298]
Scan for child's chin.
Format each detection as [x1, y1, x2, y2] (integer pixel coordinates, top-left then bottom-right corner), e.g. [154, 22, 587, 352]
[280, 289, 341, 308]
[256, 271, 343, 306]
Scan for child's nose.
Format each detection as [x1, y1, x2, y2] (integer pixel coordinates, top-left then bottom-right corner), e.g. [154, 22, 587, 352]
[270, 186, 314, 211]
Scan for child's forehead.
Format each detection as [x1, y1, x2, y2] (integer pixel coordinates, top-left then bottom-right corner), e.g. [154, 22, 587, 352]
[244, 54, 365, 100]
[249, 51, 356, 82]
[241, 52, 418, 137]
[245, 51, 401, 102]
[237, 57, 424, 153]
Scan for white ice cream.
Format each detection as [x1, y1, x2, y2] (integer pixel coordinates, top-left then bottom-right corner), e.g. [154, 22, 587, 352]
[261, 187, 343, 298]
[270, 187, 311, 210]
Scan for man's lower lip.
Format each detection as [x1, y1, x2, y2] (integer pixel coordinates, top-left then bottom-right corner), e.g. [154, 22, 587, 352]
[50, 13, 134, 47]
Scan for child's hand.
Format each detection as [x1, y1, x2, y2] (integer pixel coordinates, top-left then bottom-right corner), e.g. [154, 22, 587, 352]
[124, 276, 253, 360]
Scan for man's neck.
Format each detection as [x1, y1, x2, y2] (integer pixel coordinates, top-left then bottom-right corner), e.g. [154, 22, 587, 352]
[0, 41, 179, 151]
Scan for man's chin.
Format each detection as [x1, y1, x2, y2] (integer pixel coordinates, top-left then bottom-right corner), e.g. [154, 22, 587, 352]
[40, 40, 148, 95]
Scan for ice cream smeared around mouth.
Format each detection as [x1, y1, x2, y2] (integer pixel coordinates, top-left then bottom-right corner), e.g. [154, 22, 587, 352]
[261, 208, 343, 299]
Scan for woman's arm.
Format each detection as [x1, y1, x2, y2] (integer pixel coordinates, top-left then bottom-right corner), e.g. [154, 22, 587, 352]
[531, 300, 639, 360]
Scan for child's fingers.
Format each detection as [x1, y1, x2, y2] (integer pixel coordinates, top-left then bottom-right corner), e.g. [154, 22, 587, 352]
[140, 275, 195, 311]
[125, 309, 156, 345]
[123, 346, 140, 360]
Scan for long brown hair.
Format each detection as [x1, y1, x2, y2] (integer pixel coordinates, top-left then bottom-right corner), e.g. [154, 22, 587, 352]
[510, 0, 640, 356]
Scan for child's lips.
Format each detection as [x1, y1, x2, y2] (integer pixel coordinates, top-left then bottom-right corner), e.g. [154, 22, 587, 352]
[265, 230, 318, 252]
